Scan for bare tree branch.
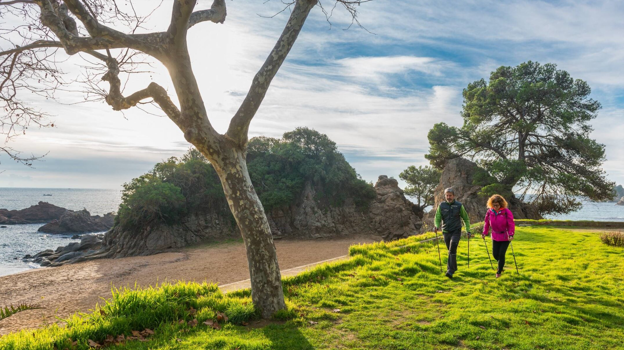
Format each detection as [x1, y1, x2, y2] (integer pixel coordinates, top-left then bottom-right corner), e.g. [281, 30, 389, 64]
[0, 41, 64, 57]
[187, 0, 226, 28]
[34, 0, 165, 57]
[102, 57, 180, 121]
[0, 0, 35, 5]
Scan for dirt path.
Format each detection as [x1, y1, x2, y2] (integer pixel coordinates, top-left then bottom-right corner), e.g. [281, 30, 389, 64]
[0, 235, 378, 335]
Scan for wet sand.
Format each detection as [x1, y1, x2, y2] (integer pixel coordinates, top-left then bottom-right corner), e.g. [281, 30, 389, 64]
[0, 235, 378, 335]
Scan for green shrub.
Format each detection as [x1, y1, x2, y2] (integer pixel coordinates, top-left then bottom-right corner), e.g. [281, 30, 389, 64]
[471, 222, 485, 233]
[600, 231, 624, 247]
[117, 179, 187, 229]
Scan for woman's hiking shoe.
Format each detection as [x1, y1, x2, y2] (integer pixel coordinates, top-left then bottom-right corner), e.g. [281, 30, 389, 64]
[496, 273, 502, 278]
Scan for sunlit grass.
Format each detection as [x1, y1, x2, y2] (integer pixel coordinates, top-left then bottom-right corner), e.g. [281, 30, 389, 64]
[1, 226, 623, 349]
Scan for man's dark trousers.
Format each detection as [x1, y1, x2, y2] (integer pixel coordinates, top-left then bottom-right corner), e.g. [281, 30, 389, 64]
[443, 229, 461, 275]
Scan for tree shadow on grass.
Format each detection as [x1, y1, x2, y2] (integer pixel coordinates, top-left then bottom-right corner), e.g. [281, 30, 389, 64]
[261, 323, 315, 350]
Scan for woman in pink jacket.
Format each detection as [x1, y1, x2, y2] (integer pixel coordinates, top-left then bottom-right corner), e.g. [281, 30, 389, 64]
[482, 194, 515, 278]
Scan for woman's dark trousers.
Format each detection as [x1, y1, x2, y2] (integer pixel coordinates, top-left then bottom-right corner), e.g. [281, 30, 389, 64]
[492, 240, 511, 274]
[443, 229, 461, 275]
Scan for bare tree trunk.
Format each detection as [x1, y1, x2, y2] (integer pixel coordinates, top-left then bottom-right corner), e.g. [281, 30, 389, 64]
[212, 145, 285, 318]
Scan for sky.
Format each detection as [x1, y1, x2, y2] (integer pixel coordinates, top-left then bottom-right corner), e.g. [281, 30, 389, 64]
[0, 0, 623, 190]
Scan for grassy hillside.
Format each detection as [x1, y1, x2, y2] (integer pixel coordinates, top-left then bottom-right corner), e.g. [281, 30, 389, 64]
[1, 226, 623, 349]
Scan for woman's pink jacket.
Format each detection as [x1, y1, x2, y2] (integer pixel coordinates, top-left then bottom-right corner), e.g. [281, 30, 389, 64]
[482, 208, 515, 242]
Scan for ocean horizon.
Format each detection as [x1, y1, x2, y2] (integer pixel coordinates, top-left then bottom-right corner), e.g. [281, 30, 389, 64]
[1, 187, 623, 277]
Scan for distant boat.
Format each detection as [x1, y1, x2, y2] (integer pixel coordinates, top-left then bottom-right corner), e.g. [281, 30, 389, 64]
[43, 194, 53, 196]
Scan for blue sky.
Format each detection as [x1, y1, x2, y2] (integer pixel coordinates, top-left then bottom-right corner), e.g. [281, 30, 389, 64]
[1, 0, 623, 190]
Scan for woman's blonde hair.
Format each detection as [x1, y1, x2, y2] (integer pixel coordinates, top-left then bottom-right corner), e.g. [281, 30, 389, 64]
[487, 194, 508, 209]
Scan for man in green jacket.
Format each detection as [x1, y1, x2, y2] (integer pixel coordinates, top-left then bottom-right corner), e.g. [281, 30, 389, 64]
[434, 187, 471, 278]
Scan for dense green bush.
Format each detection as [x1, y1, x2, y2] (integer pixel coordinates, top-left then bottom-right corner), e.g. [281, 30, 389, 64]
[117, 179, 187, 229]
[116, 128, 376, 230]
[248, 128, 376, 211]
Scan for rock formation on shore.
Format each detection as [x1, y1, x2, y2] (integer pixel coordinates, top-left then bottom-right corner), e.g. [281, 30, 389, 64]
[0, 201, 115, 234]
[24, 234, 104, 266]
[38, 210, 115, 234]
[0, 202, 67, 224]
[49, 175, 422, 261]
[618, 197, 624, 206]
[422, 158, 542, 231]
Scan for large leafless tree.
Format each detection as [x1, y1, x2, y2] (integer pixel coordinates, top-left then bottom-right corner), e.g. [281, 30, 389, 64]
[0, 0, 369, 317]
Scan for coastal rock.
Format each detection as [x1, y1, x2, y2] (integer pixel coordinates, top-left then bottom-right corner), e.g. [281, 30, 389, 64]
[38, 210, 115, 234]
[0, 202, 67, 225]
[618, 197, 624, 206]
[33, 249, 54, 258]
[27, 234, 105, 266]
[425, 157, 541, 231]
[431, 158, 489, 224]
[55, 251, 84, 263]
[57, 242, 80, 253]
[96, 175, 423, 259]
[368, 176, 423, 241]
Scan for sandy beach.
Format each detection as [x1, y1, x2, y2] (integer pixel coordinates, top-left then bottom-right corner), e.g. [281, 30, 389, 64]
[0, 235, 378, 335]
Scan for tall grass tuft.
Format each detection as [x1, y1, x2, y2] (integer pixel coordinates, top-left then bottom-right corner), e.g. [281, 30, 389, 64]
[0, 282, 258, 350]
[600, 231, 624, 247]
[0, 304, 41, 320]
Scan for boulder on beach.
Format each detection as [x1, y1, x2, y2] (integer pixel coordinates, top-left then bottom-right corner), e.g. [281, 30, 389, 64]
[0, 202, 67, 225]
[38, 210, 115, 234]
[26, 234, 105, 266]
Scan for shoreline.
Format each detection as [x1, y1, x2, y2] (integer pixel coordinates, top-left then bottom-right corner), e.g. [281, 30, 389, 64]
[0, 265, 39, 278]
[0, 234, 380, 335]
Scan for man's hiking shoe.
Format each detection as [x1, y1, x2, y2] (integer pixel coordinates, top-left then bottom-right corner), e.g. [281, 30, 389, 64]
[445, 271, 453, 279]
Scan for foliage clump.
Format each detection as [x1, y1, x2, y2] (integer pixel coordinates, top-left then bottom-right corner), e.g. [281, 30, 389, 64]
[398, 165, 441, 209]
[600, 231, 624, 247]
[116, 128, 375, 231]
[0, 303, 40, 321]
[248, 127, 376, 211]
[115, 149, 227, 230]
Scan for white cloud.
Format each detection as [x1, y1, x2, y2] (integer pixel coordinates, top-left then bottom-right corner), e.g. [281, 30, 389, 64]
[336, 56, 447, 81]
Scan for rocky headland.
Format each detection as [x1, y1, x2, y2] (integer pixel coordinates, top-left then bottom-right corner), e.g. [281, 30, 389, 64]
[37, 175, 423, 265]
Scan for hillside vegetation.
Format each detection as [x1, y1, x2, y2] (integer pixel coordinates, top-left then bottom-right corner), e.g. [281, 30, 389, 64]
[115, 128, 375, 231]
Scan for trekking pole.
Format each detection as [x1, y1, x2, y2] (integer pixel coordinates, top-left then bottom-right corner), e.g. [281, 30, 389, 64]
[434, 227, 442, 271]
[507, 233, 519, 274]
[467, 231, 470, 268]
[482, 236, 494, 270]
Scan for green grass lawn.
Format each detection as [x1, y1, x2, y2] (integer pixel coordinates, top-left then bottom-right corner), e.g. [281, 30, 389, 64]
[2, 226, 624, 349]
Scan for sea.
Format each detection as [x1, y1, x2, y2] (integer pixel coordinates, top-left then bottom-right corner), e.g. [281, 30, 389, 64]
[0, 188, 122, 277]
[0, 188, 623, 277]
